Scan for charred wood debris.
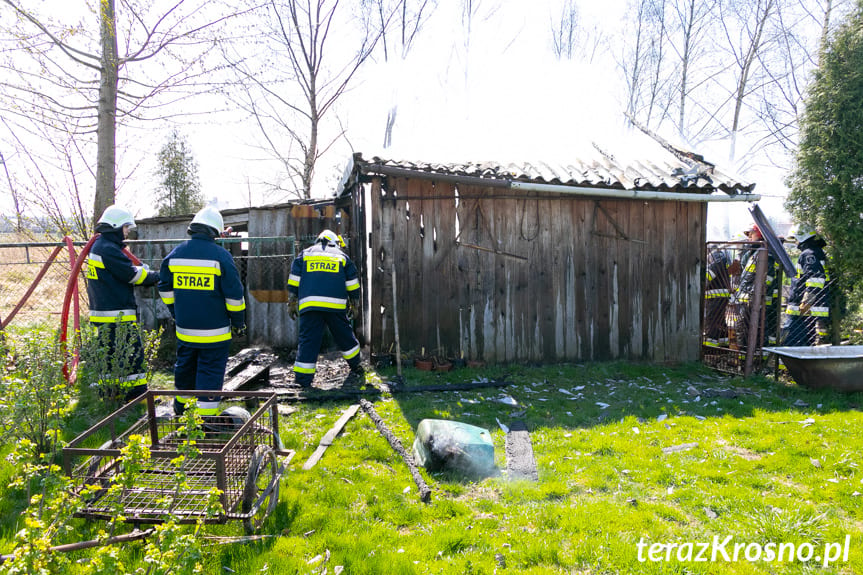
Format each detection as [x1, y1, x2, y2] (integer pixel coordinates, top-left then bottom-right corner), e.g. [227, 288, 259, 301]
[220, 347, 513, 403]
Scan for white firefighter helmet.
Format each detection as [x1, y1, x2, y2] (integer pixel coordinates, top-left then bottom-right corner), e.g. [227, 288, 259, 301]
[788, 224, 817, 245]
[97, 205, 136, 230]
[190, 206, 224, 235]
[317, 229, 345, 248]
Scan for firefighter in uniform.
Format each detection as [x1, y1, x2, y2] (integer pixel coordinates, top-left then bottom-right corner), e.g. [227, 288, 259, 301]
[288, 229, 363, 388]
[158, 206, 246, 416]
[86, 205, 158, 400]
[735, 224, 781, 350]
[782, 225, 830, 346]
[704, 248, 731, 349]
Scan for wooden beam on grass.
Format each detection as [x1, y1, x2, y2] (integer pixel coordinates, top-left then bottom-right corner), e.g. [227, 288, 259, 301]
[302, 404, 360, 470]
[359, 399, 431, 503]
[505, 420, 538, 481]
[223, 352, 277, 392]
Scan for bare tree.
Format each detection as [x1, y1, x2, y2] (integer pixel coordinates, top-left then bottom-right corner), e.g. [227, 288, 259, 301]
[666, 0, 718, 140]
[365, 0, 436, 148]
[752, 0, 850, 163]
[227, 0, 382, 199]
[718, 0, 777, 161]
[620, 0, 674, 129]
[550, 0, 607, 64]
[0, 150, 23, 233]
[0, 0, 256, 229]
[551, 0, 579, 60]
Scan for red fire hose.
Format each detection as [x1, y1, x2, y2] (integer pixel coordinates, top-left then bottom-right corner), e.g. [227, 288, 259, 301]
[59, 234, 143, 384]
[60, 235, 95, 383]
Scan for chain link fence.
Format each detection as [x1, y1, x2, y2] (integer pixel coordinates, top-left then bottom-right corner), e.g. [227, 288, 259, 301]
[0, 237, 302, 340]
[0, 239, 88, 333]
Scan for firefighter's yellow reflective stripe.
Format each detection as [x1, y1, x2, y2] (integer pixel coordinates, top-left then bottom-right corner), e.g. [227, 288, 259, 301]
[176, 325, 231, 343]
[293, 362, 316, 374]
[86, 255, 104, 280]
[346, 278, 359, 291]
[299, 296, 346, 310]
[705, 289, 729, 298]
[225, 297, 246, 311]
[90, 309, 137, 323]
[811, 306, 829, 317]
[197, 401, 220, 416]
[706, 270, 716, 281]
[288, 274, 300, 287]
[304, 254, 346, 264]
[130, 266, 148, 285]
[342, 344, 360, 360]
[805, 277, 826, 288]
[159, 290, 175, 305]
[169, 258, 222, 276]
[305, 255, 342, 273]
[703, 340, 720, 347]
[174, 272, 215, 290]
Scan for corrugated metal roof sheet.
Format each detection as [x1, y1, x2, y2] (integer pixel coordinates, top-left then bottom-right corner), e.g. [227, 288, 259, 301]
[348, 151, 755, 196]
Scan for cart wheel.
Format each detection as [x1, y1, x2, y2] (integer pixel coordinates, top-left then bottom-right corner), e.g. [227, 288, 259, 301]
[241, 445, 280, 534]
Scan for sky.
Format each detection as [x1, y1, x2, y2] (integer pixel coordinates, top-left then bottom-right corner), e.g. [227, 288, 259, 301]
[177, 0, 632, 209]
[166, 0, 787, 240]
[3, 0, 794, 238]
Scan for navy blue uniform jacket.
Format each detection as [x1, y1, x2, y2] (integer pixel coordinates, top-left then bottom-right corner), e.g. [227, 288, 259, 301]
[86, 228, 156, 323]
[158, 233, 246, 348]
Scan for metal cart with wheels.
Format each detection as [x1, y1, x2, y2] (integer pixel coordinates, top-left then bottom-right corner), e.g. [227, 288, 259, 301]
[63, 390, 294, 535]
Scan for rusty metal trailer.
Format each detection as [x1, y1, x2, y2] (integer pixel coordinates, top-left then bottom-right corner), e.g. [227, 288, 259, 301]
[63, 390, 294, 535]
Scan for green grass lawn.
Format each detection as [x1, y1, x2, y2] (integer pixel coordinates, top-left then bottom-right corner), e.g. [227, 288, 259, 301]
[3, 360, 862, 574]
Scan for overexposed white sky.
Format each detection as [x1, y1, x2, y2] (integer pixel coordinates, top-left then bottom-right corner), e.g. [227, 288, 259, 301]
[169, 0, 782, 240]
[3, 0, 791, 238]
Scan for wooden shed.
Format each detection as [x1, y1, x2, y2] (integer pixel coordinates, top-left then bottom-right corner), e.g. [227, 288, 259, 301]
[131, 199, 359, 348]
[339, 145, 757, 364]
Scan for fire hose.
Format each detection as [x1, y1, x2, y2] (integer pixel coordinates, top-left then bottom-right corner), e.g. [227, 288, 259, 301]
[59, 234, 142, 384]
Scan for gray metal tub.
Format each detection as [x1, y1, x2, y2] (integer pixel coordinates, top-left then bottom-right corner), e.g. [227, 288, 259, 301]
[764, 346, 863, 392]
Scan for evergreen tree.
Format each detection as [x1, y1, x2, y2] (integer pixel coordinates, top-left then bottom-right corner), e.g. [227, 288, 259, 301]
[155, 130, 204, 216]
[786, 0, 863, 331]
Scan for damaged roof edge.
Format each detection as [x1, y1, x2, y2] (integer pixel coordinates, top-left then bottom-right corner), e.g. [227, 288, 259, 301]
[353, 160, 759, 203]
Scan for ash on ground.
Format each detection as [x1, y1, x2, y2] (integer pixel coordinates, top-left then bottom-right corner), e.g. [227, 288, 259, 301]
[268, 351, 373, 392]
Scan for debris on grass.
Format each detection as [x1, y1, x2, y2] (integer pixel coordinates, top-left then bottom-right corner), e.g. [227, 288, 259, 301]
[662, 442, 699, 454]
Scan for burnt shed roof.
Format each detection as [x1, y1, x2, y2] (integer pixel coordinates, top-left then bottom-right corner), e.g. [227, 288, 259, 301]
[342, 146, 756, 197]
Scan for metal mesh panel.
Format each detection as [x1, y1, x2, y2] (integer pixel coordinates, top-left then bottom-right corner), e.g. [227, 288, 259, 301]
[703, 241, 836, 376]
[63, 391, 283, 525]
[0, 240, 88, 330]
[0, 237, 297, 333]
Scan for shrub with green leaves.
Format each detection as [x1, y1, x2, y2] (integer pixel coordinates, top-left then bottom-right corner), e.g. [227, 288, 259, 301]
[78, 322, 163, 405]
[0, 396, 222, 575]
[0, 331, 73, 454]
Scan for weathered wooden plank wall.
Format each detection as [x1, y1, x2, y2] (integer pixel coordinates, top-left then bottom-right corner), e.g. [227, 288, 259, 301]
[370, 179, 705, 363]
